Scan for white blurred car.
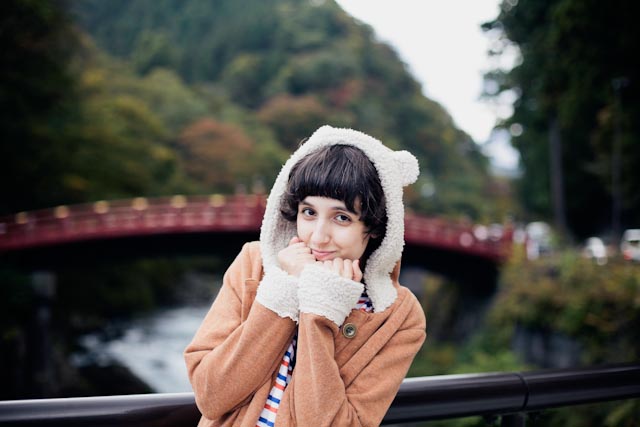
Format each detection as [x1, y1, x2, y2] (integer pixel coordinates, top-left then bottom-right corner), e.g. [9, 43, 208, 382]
[525, 221, 553, 260]
[621, 229, 640, 262]
[582, 237, 607, 265]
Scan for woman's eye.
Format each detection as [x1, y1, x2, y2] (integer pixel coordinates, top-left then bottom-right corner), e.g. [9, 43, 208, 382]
[300, 207, 315, 217]
[335, 214, 352, 223]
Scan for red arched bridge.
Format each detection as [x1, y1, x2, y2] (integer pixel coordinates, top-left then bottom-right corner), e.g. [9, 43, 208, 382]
[0, 195, 512, 263]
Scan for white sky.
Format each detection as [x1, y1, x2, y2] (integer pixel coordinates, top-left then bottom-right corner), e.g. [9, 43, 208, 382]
[334, 0, 520, 171]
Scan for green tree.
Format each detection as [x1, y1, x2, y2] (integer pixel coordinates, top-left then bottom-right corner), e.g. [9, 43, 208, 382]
[0, 0, 82, 213]
[68, 0, 508, 221]
[484, 0, 640, 238]
[258, 94, 336, 149]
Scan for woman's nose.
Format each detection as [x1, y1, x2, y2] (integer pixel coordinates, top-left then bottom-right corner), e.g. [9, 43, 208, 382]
[310, 221, 330, 245]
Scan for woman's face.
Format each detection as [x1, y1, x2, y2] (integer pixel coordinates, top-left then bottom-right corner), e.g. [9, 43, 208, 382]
[296, 196, 370, 262]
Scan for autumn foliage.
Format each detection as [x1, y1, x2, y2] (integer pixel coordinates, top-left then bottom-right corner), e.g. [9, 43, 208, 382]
[178, 118, 254, 192]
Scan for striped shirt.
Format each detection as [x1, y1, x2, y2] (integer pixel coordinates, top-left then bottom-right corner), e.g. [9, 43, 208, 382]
[256, 292, 373, 427]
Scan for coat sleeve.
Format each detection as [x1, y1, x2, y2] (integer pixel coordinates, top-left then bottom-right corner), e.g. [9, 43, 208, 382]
[283, 292, 426, 426]
[184, 243, 297, 421]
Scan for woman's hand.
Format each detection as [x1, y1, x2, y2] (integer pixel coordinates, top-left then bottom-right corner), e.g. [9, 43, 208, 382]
[316, 258, 363, 282]
[277, 237, 316, 277]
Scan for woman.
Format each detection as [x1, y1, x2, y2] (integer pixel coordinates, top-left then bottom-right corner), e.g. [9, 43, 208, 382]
[185, 125, 426, 427]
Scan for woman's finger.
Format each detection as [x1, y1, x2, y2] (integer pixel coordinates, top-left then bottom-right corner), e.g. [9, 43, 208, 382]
[343, 259, 353, 279]
[332, 258, 343, 276]
[352, 259, 363, 282]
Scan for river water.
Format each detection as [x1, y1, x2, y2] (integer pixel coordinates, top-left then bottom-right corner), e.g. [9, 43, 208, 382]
[70, 268, 427, 395]
[74, 305, 210, 393]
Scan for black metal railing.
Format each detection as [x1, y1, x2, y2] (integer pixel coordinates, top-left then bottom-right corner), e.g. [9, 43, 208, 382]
[0, 363, 638, 426]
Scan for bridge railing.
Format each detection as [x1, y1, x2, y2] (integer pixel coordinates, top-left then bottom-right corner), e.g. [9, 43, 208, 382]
[0, 363, 638, 426]
[404, 214, 512, 261]
[0, 195, 267, 251]
[1, 195, 514, 260]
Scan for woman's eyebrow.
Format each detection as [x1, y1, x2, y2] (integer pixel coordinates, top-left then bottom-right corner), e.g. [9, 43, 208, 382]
[300, 200, 352, 213]
[331, 206, 352, 213]
[330, 204, 359, 215]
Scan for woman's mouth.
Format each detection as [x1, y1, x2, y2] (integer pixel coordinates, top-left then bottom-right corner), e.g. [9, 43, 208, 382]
[312, 249, 335, 261]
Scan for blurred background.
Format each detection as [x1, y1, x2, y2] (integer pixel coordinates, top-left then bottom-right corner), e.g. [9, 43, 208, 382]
[0, 0, 639, 425]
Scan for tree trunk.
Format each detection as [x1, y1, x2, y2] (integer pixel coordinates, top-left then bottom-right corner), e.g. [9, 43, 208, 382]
[549, 116, 567, 237]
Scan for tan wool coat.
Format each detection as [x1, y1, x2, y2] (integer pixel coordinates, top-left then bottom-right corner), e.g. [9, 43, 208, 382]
[184, 242, 426, 427]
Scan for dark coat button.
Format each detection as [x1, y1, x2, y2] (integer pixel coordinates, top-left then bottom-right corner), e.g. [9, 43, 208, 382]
[342, 323, 357, 339]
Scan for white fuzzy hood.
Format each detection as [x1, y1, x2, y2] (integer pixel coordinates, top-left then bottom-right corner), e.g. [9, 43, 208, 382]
[259, 125, 419, 313]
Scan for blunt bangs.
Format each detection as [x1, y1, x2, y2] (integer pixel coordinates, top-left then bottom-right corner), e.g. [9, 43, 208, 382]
[281, 145, 386, 240]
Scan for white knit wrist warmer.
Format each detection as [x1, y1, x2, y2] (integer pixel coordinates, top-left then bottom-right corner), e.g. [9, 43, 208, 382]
[298, 264, 364, 326]
[255, 267, 299, 322]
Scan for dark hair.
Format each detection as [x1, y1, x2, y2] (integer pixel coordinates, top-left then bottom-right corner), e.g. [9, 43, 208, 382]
[281, 144, 387, 248]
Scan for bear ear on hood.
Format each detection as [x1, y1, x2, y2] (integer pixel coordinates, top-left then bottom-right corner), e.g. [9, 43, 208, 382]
[392, 150, 420, 186]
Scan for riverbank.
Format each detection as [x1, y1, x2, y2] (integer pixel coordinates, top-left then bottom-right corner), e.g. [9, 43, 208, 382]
[0, 260, 222, 399]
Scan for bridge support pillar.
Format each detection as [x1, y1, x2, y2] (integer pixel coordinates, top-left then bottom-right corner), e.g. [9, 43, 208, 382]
[501, 413, 526, 427]
[29, 271, 56, 397]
